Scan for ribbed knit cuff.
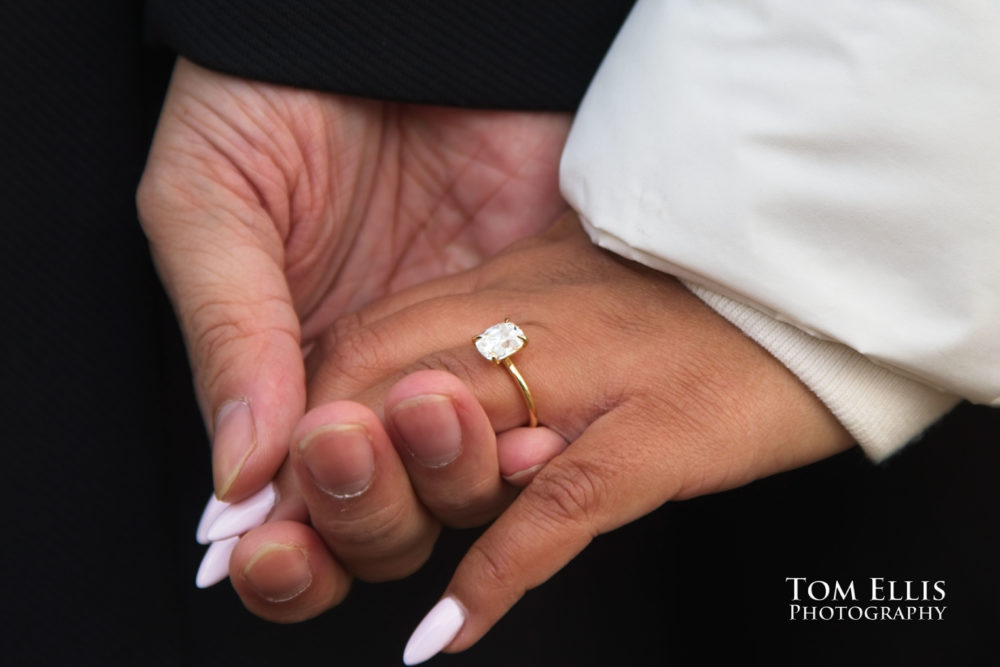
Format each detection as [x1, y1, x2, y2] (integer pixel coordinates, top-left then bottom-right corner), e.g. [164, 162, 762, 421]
[686, 284, 960, 461]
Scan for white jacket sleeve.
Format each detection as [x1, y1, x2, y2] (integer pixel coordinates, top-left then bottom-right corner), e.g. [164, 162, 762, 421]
[560, 0, 998, 456]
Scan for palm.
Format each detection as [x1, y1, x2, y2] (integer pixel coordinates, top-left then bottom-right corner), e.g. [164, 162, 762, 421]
[148, 59, 570, 349]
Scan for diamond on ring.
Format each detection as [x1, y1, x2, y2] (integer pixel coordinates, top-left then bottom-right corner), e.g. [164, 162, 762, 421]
[473, 319, 537, 427]
[474, 320, 527, 363]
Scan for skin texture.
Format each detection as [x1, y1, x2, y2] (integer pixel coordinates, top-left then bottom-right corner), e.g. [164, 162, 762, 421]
[137, 58, 572, 503]
[229, 213, 853, 651]
[139, 59, 852, 655]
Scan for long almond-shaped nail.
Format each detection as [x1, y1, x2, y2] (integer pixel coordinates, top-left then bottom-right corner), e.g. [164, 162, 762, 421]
[196, 494, 230, 545]
[213, 399, 256, 499]
[403, 597, 466, 665]
[195, 536, 239, 589]
[205, 482, 276, 542]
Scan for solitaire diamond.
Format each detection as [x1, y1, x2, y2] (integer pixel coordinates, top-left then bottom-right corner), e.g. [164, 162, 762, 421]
[475, 321, 526, 362]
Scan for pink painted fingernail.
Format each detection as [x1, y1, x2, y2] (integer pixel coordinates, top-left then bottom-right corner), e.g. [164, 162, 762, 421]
[204, 482, 276, 542]
[391, 395, 462, 467]
[213, 399, 256, 499]
[196, 493, 230, 545]
[195, 536, 239, 589]
[403, 596, 467, 665]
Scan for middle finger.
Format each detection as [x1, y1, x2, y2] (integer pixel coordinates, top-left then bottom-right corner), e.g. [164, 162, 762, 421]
[290, 400, 440, 582]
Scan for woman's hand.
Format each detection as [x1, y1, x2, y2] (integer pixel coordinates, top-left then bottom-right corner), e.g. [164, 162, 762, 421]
[137, 58, 570, 503]
[232, 212, 852, 659]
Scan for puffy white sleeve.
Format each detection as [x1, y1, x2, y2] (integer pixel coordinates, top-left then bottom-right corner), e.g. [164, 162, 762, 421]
[560, 0, 1000, 457]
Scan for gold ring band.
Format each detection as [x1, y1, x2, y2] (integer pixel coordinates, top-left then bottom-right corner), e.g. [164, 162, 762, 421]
[500, 357, 538, 428]
[474, 319, 539, 428]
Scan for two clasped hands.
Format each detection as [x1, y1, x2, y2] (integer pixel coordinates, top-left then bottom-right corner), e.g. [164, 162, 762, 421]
[138, 60, 851, 663]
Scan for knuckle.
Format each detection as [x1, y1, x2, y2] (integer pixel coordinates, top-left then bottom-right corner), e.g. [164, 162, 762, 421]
[327, 309, 364, 341]
[319, 316, 392, 387]
[430, 477, 507, 529]
[190, 297, 292, 357]
[188, 296, 298, 390]
[408, 348, 480, 384]
[524, 457, 606, 528]
[465, 539, 521, 595]
[318, 498, 410, 548]
[191, 305, 258, 365]
[195, 318, 246, 366]
[316, 499, 436, 582]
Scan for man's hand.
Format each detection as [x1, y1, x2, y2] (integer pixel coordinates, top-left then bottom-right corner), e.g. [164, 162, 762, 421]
[137, 58, 570, 502]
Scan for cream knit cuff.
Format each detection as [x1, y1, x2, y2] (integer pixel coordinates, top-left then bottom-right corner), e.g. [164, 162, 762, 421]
[686, 283, 960, 461]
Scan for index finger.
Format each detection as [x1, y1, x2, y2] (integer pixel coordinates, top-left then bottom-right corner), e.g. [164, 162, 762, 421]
[401, 406, 681, 664]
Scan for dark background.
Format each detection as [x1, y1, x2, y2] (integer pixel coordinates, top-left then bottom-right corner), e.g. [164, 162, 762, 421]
[4, 3, 997, 665]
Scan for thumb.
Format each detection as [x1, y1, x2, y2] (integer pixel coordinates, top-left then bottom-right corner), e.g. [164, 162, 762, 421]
[138, 140, 304, 504]
[401, 407, 678, 664]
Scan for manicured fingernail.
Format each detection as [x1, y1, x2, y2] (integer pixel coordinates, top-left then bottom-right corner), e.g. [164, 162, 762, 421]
[242, 543, 312, 603]
[196, 494, 230, 545]
[403, 596, 467, 665]
[213, 399, 256, 499]
[298, 424, 374, 498]
[204, 482, 276, 542]
[391, 395, 462, 467]
[195, 536, 239, 589]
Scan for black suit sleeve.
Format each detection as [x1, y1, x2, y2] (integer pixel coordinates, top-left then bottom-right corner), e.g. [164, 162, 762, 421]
[144, 0, 636, 110]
